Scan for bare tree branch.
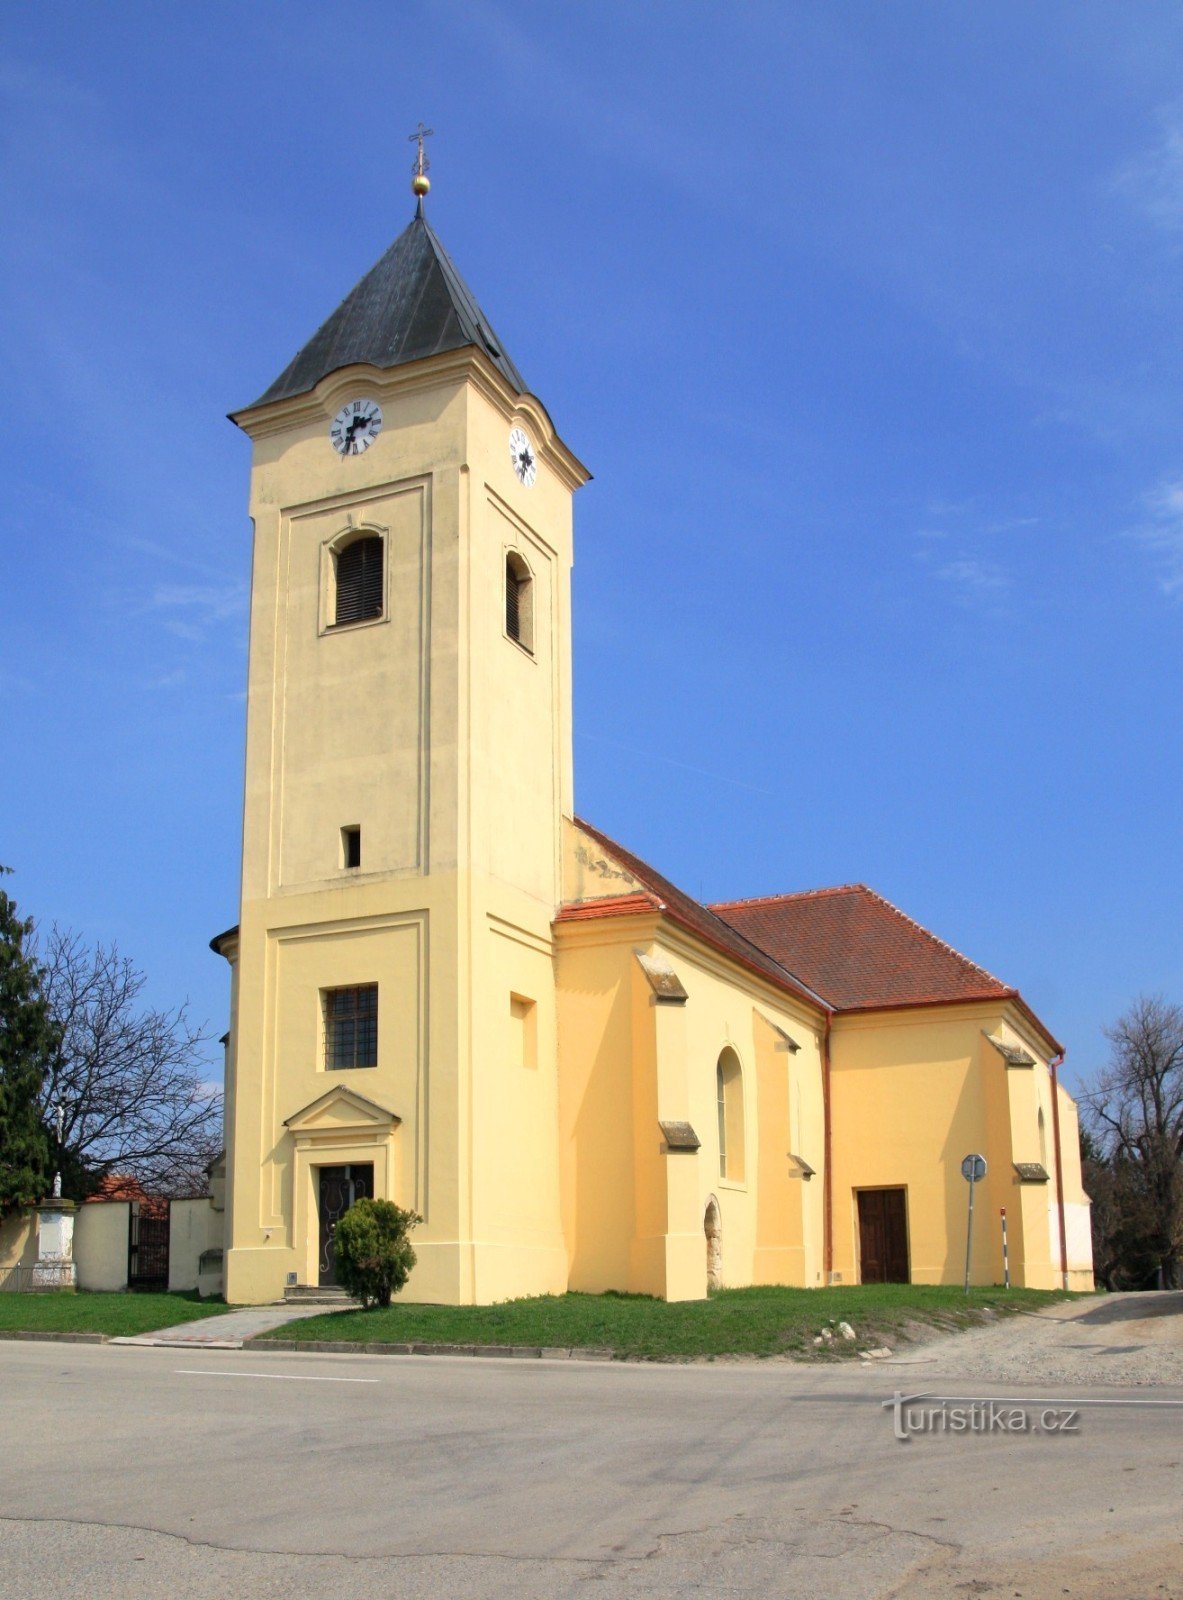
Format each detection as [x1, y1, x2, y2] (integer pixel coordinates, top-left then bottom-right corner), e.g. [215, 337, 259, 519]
[1082, 994, 1183, 1289]
[33, 927, 222, 1197]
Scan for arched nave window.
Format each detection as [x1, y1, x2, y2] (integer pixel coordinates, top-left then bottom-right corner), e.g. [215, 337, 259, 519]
[716, 1047, 745, 1183]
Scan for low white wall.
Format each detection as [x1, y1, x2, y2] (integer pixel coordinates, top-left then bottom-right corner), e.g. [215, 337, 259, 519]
[75, 1202, 131, 1291]
[169, 1198, 223, 1293]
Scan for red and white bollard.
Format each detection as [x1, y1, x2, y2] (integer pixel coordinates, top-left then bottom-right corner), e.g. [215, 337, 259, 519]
[1000, 1207, 1010, 1289]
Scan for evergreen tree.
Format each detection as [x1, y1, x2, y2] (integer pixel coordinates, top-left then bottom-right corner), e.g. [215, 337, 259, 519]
[0, 871, 55, 1215]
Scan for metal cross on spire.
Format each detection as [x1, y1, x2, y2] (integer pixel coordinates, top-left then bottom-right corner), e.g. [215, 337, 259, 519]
[409, 122, 434, 202]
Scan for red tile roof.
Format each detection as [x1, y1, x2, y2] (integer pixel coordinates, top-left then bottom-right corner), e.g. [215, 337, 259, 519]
[563, 827, 1060, 1050]
[565, 821, 828, 1011]
[85, 1173, 169, 1216]
[711, 884, 1060, 1050]
[555, 891, 664, 923]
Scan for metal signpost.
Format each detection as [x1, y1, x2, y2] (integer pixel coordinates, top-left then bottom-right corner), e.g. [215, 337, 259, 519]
[960, 1153, 987, 1294]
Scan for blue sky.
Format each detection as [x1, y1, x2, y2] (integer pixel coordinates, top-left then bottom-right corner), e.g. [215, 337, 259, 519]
[2, 3, 1181, 1096]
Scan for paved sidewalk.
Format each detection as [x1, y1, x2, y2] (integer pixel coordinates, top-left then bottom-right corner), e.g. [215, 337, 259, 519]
[112, 1302, 351, 1348]
[881, 1289, 1183, 1387]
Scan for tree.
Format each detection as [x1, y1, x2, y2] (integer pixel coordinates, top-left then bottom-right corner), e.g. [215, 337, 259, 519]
[0, 872, 55, 1215]
[36, 928, 222, 1197]
[1084, 995, 1183, 1289]
[332, 1198, 421, 1308]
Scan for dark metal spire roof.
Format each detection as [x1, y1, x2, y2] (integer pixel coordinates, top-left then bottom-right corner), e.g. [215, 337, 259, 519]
[247, 204, 527, 409]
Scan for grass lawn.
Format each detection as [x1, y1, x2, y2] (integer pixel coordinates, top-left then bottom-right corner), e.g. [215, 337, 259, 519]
[0, 1291, 232, 1338]
[256, 1283, 1074, 1360]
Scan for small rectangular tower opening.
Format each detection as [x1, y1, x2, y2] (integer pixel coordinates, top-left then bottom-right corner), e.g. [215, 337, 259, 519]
[510, 993, 537, 1070]
[341, 825, 361, 870]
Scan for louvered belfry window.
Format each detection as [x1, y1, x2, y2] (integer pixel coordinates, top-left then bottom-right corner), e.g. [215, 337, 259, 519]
[335, 536, 383, 625]
[506, 561, 522, 641]
[505, 551, 533, 650]
[324, 985, 378, 1070]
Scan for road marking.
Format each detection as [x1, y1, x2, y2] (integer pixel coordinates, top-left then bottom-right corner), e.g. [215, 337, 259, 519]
[175, 1369, 379, 1383]
[883, 1391, 1183, 1409]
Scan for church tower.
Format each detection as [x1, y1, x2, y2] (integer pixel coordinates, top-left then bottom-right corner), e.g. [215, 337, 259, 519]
[217, 158, 589, 1306]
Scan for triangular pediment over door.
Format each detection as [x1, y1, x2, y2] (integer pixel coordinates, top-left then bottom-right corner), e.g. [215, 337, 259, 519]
[284, 1085, 401, 1139]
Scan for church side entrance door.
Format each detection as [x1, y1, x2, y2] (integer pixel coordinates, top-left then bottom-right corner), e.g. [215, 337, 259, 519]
[317, 1163, 373, 1286]
[857, 1188, 910, 1283]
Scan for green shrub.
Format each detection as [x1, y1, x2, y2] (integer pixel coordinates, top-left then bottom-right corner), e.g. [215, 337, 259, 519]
[333, 1198, 421, 1308]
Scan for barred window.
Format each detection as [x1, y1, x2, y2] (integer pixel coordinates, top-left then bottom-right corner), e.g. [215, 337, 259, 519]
[324, 984, 378, 1070]
[335, 536, 383, 626]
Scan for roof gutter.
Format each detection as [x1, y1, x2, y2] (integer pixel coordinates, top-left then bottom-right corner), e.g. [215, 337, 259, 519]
[1049, 1051, 1070, 1290]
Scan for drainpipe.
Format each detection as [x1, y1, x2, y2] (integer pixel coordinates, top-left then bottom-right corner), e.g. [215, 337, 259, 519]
[1049, 1051, 1069, 1291]
[823, 1013, 833, 1283]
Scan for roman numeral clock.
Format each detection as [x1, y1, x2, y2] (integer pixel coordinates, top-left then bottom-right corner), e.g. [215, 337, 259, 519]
[330, 398, 383, 456]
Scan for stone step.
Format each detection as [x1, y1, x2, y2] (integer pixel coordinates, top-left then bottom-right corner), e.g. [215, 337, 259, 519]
[283, 1285, 360, 1306]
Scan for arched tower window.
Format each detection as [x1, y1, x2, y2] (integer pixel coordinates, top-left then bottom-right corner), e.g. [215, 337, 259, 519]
[505, 551, 534, 653]
[334, 535, 384, 626]
[716, 1047, 745, 1183]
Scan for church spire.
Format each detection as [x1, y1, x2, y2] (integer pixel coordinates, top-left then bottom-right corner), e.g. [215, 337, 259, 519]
[241, 160, 527, 411]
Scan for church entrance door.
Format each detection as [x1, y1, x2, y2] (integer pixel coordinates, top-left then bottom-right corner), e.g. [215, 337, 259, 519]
[317, 1163, 374, 1286]
[857, 1188, 909, 1283]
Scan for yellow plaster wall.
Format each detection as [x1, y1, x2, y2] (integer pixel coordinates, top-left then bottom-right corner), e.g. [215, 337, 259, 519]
[555, 924, 639, 1291]
[0, 1213, 36, 1281]
[466, 903, 568, 1302]
[752, 1011, 818, 1288]
[556, 909, 827, 1301]
[223, 352, 586, 1305]
[830, 1006, 1093, 1289]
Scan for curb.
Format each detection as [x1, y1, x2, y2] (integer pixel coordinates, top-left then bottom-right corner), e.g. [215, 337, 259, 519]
[0, 1329, 108, 1345]
[253, 1337, 617, 1362]
[110, 1336, 245, 1349]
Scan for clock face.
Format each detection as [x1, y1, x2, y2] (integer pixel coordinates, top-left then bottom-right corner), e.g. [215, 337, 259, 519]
[330, 398, 383, 456]
[509, 426, 537, 488]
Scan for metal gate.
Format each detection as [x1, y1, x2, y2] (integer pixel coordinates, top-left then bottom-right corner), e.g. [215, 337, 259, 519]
[128, 1202, 170, 1289]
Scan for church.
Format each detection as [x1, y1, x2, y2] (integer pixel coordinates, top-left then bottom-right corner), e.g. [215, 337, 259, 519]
[210, 156, 1094, 1307]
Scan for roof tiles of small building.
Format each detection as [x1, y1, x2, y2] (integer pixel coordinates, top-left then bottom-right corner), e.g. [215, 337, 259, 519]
[710, 884, 1016, 1014]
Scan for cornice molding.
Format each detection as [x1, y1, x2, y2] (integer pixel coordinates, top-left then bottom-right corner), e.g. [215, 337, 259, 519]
[230, 349, 591, 491]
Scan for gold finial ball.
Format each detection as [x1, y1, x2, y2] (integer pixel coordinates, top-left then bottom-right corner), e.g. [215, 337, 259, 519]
[412, 174, 430, 197]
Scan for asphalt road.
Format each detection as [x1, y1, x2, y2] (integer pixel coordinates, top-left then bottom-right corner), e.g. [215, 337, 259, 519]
[1, 1335, 1180, 1599]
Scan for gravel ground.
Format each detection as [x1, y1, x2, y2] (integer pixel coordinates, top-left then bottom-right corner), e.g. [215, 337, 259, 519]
[883, 1288, 1183, 1387]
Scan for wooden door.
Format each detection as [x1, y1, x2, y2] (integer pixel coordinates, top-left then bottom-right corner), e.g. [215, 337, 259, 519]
[857, 1188, 909, 1283]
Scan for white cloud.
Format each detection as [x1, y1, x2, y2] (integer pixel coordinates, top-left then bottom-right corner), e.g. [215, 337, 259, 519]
[1130, 479, 1183, 597]
[936, 557, 1011, 606]
[145, 669, 188, 692]
[910, 509, 1015, 616]
[1113, 103, 1183, 234]
[142, 583, 248, 642]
